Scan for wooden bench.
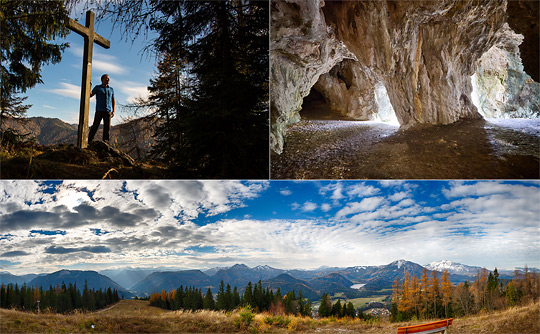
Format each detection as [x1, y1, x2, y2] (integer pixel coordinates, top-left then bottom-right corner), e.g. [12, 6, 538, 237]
[397, 318, 453, 334]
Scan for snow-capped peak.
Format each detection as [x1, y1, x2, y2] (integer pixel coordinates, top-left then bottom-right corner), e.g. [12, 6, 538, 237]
[425, 260, 481, 276]
[391, 259, 408, 269]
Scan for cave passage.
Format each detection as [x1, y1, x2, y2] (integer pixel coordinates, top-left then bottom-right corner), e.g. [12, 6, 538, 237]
[299, 88, 354, 121]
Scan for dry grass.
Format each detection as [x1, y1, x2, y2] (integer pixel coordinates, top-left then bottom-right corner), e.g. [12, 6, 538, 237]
[1, 299, 538, 333]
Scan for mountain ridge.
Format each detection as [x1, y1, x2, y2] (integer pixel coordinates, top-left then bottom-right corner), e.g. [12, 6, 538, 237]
[2, 260, 525, 301]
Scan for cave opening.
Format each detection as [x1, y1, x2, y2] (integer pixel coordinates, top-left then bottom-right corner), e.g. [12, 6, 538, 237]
[299, 87, 352, 120]
[470, 28, 539, 121]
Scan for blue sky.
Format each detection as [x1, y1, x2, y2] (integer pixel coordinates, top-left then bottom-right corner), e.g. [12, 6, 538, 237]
[24, 5, 157, 125]
[0, 180, 539, 275]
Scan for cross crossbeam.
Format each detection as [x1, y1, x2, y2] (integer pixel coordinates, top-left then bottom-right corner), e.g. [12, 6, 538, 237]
[67, 10, 110, 148]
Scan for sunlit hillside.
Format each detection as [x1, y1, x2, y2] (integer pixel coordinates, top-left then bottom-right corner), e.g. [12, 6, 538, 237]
[1, 299, 538, 333]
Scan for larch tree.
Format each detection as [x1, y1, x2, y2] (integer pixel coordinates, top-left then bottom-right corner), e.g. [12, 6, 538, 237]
[398, 273, 412, 315]
[441, 269, 453, 317]
[427, 271, 440, 318]
[473, 268, 488, 310]
[410, 275, 421, 318]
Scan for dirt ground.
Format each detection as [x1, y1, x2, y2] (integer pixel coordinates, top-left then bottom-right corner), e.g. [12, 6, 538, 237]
[271, 102, 540, 179]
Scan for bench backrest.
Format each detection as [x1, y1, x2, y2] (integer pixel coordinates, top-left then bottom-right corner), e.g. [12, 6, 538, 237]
[397, 318, 453, 334]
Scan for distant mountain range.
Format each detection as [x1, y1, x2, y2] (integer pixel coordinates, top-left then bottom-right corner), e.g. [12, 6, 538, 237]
[1, 260, 528, 301]
[0, 271, 42, 286]
[28, 270, 133, 298]
[1, 116, 159, 159]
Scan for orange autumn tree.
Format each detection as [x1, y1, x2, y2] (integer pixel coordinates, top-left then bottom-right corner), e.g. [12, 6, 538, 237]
[441, 270, 453, 317]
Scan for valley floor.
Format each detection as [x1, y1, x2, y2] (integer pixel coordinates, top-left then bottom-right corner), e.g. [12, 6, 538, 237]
[271, 117, 540, 179]
[1, 299, 539, 333]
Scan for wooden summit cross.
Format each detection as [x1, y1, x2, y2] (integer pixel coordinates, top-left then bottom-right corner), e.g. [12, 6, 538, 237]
[67, 10, 110, 148]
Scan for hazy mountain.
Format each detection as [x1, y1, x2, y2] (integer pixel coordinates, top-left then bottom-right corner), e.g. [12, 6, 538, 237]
[262, 274, 319, 300]
[203, 266, 228, 276]
[2, 116, 159, 160]
[309, 273, 354, 292]
[2, 117, 77, 144]
[29, 270, 132, 298]
[212, 264, 286, 288]
[99, 269, 156, 290]
[0, 272, 40, 286]
[131, 270, 212, 296]
[104, 259, 519, 300]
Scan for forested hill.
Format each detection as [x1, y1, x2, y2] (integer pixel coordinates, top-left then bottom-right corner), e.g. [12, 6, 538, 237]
[1, 116, 159, 160]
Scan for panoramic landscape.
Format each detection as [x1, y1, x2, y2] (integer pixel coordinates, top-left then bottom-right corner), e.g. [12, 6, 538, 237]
[1, 180, 539, 332]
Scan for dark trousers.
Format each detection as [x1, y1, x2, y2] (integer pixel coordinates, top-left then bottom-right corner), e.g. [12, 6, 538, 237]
[88, 110, 111, 142]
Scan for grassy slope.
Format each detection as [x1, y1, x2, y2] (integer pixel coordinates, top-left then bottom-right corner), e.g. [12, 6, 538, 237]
[1, 299, 539, 333]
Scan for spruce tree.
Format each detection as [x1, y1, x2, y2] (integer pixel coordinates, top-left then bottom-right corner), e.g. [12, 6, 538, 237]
[203, 287, 215, 310]
[1, 0, 70, 128]
[216, 280, 226, 310]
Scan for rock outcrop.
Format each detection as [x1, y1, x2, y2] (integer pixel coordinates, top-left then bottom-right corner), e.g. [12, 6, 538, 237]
[270, 0, 522, 154]
[270, 0, 356, 153]
[506, 0, 539, 82]
[471, 24, 540, 119]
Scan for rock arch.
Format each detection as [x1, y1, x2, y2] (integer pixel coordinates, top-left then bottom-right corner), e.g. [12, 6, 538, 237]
[271, 0, 513, 154]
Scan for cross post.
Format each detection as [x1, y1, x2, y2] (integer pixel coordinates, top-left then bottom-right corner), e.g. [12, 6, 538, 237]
[68, 10, 110, 148]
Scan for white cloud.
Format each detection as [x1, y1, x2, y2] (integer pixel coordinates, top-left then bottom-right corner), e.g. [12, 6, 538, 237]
[388, 191, 410, 202]
[396, 198, 415, 207]
[68, 44, 128, 75]
[1, 181, 539, 274]
[301, 201, 317, 212]
[336, 196, 386, 217]
[346, 183, 380, 198]
[320, 203, 332, 212]
[48, 82, 80, 100]
[42, 105, 56, 110]
[118, 84, 149, 104]
[93, 59, 127, 75]
[280, 189, 292, 196]
[318, 182, 345, 202]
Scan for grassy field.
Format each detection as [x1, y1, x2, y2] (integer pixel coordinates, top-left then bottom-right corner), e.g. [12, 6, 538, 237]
[1, 299, 539, 333]
[345, 296, 388, 309]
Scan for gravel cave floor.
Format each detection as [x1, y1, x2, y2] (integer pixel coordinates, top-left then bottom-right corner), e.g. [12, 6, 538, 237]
[271, 105, 540, 179]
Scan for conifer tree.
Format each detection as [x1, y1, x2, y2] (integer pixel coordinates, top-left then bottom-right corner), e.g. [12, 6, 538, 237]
[333, 299, 342, 318]
[318, 293, 332, 318]
[216, 280, 226, 310]
[203, 287, 215, 310]
[346, 301, 355, 318]
[1, 0, 70, 128]
[108, 0, 268, 177]
[232, 286, 241, 309]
